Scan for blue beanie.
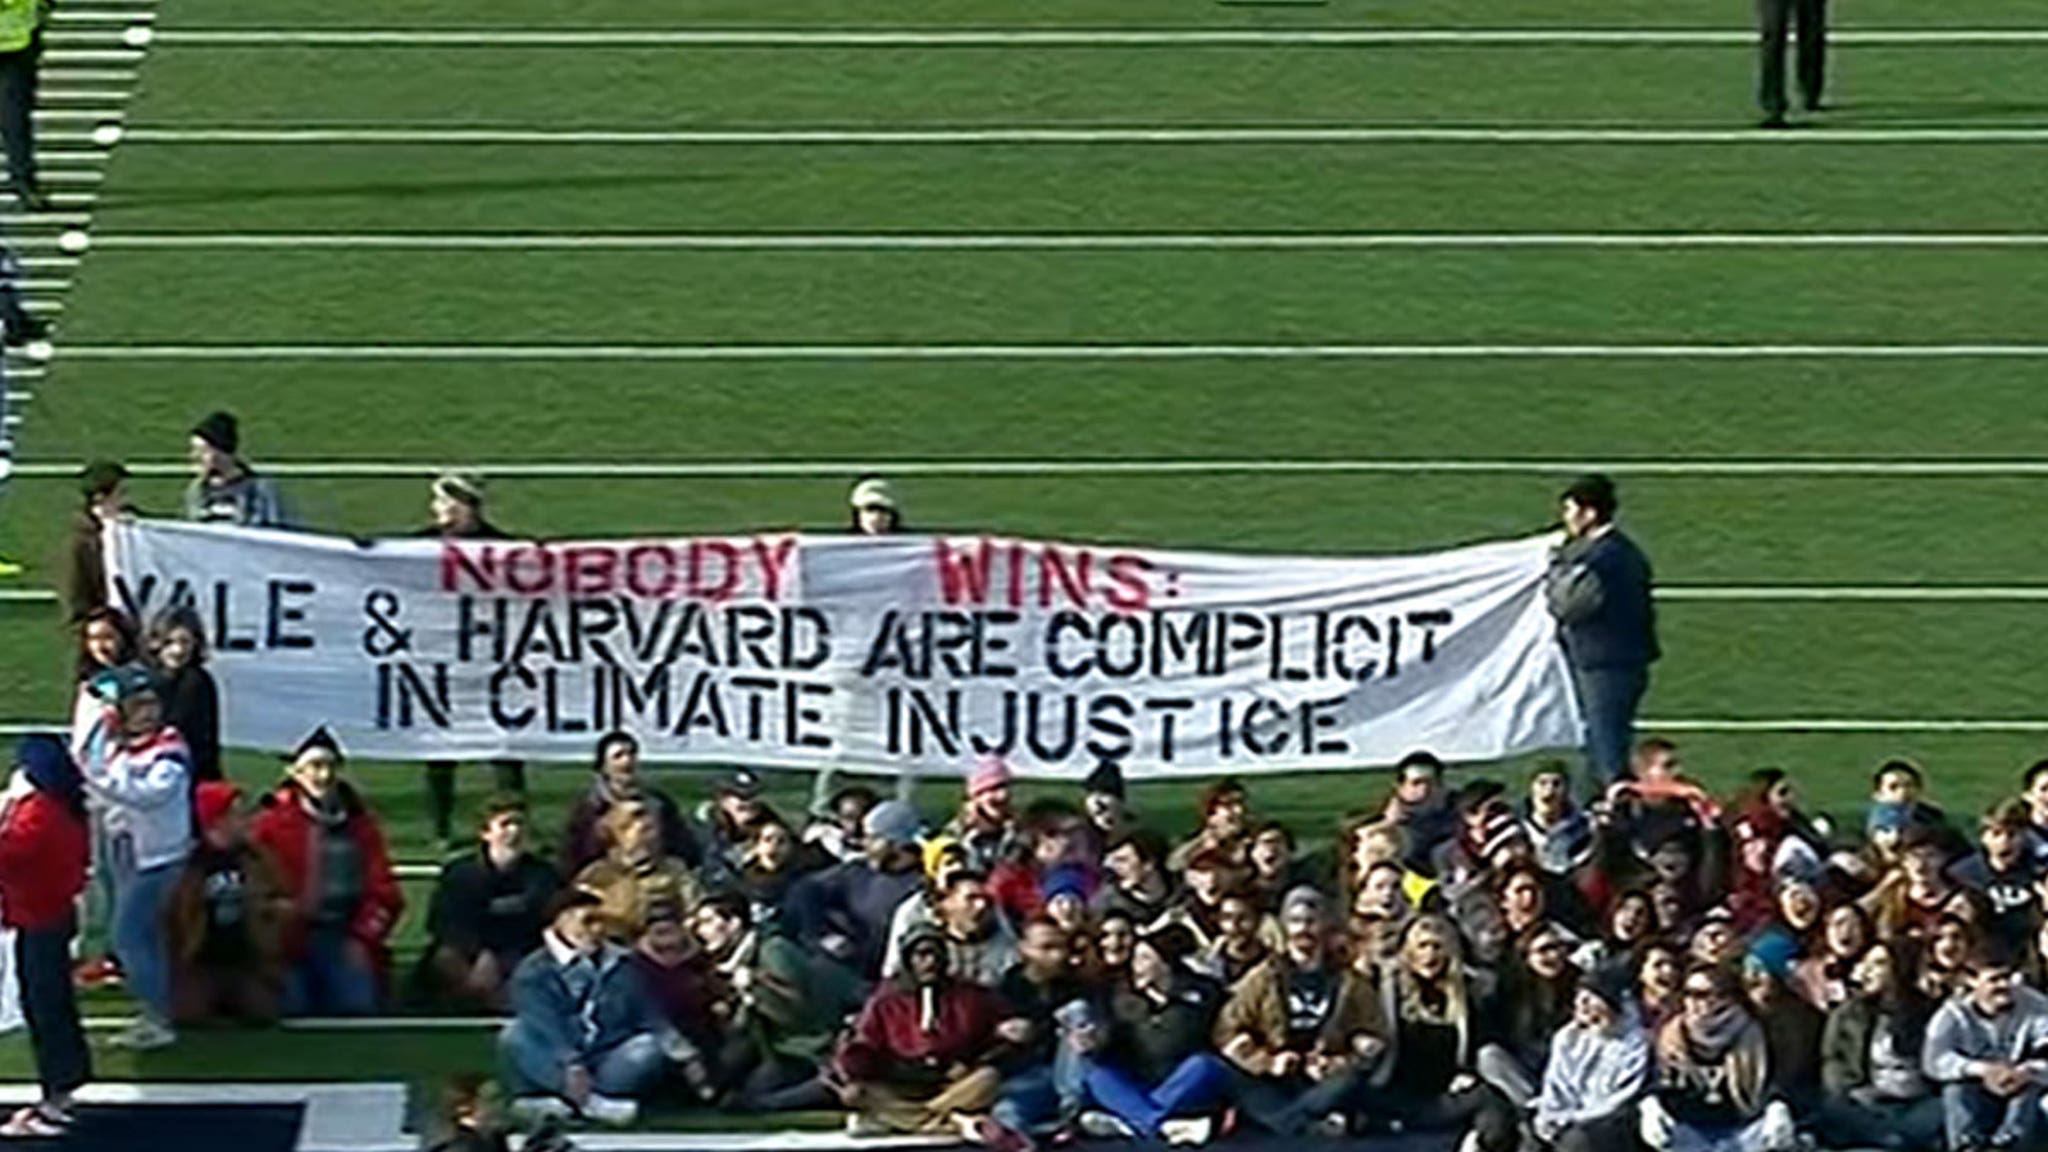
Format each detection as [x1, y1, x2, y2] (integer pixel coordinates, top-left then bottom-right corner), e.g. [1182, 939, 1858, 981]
[1042, 864, 1092, 903]
[1747, 928, 1801, 983]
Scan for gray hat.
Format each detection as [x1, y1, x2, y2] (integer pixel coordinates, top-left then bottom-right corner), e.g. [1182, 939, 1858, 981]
[1279, 884, 1329, 925]
[864, 799, 924, 847]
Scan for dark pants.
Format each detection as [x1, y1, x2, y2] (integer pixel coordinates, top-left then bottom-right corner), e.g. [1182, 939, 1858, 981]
[1362, 1083, 1519, 1151]
[425, 760, 527, 842]
[0, 42, 35, 197]
[1574, 662, 1649, 793]
[1813, 1093, 1944, 1151]
[1231, 1065, 1369, 1136]
[1756, 0, 1827, 117]
[1549, 1109, 1642, 1152]
[18, 916, 91, 1100]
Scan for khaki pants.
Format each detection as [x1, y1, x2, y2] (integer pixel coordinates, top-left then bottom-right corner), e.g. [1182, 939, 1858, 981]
[851, 1066, 1002, 1133]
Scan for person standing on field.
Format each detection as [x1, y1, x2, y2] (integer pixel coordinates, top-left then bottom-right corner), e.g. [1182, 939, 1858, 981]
[0, 0, 49, 212]
[1545, 474, 1659, 795]
[1756, 0, 1827, 129]
[414, 473, 522, 850]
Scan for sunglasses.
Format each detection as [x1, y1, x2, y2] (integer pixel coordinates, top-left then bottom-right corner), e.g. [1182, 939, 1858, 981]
[1682, 987, 1727, 1001]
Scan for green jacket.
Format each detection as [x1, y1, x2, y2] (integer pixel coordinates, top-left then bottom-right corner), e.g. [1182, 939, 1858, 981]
[741, 932, 865, 1062]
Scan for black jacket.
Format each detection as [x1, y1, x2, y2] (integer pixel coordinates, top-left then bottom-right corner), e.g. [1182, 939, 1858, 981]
[1106, 972, 1223, 1084]
[1547, 528, 1660, 669]
[423, 848, 559, 964]
[159, 664, 222, 782]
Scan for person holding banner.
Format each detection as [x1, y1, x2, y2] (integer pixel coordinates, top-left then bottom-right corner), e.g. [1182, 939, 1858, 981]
[1546, 474, 1660, 795]
[416, 472, 526, 852]
[185, 410, 292, 528]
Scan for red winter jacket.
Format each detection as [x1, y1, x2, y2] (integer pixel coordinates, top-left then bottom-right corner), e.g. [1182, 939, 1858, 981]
[0, 792, 89, 932]
[248, 779, 404, 979]
[835, 977, 1002, 1087]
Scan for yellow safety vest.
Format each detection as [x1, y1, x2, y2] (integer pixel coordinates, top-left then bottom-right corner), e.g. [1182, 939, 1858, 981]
[0, 0, 40, 53]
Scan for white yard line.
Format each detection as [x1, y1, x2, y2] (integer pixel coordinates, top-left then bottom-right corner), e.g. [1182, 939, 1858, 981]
[135, 28, 2048, 47]
[20, 458, 2048, 479]
[79, 231, 2048, 251]
[45, 343, 2048, 361]
[93, 125, 2048, 145]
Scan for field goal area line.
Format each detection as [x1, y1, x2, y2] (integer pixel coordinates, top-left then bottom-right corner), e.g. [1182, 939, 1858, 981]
[136, 28, 2048, 46]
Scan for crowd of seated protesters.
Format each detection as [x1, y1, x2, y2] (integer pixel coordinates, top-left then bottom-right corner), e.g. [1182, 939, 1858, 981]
[30, 659, 2048, 1152]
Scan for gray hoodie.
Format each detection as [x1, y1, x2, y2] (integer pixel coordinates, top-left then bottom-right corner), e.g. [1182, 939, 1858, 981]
[1922, 983, 2048, 1085]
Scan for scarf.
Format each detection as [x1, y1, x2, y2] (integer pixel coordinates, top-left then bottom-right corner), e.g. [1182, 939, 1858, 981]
[1685, 1002, 1750, 1057]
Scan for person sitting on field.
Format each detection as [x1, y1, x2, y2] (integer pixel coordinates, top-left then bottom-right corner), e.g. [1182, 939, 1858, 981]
[695, 768, 773, 889]
[559, 731, 699, 874]
[946, 757, 1023, 874]
[249, 726, 404, 1015]
[833, 923, 1005, 1136]
[167, 780, 289, 1024]
[789, 799, 927, 978]
[1168, 778, 1250, 876]
[415, 795, 559, 1012]
[692, 891, 866, 1112]
[572, 799, 705, 943]
[1214, 886, 1385, 1136]
[501, 887, 678, 1128]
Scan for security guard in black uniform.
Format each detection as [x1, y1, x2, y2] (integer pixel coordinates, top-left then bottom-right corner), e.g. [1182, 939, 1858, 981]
[1756, 0, 1827, 128]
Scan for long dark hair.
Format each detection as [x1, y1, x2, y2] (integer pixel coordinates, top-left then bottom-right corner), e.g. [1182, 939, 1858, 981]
[77, 605, 139, 680]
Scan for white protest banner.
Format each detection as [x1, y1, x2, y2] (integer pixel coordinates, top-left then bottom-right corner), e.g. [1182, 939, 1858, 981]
[103, 520, 1583, 779]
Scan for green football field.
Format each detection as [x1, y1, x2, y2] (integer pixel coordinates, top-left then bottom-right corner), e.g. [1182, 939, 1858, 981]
[0, 0, 2046, 1093]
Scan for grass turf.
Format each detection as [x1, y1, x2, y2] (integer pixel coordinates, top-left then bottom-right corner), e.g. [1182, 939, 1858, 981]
[1, 0, 2046, 1097]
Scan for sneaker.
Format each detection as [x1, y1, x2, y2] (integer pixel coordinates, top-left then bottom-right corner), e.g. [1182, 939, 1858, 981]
[0, 1106, 62, 1138]
[1, 312, 47, 347]
[845, 1113, 889, 1138]
[1312, 1112, 1348, 1138]
[508, 1096, 576, 1127]
[1457, 1131, 1483, 1152]
[1078, 1111, 1136, 1140]
[73, 956, 123, 990]
[973, 1117, 1039, 1152]
[580, 1094, 637, 1127]
[1160, 1118, 1214, 1147]
[106, 1017, 176, 1051]
[0, 558, 20, 579]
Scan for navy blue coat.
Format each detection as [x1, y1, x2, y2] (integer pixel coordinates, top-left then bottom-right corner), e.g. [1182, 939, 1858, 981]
[1547, 529, 1660, 670]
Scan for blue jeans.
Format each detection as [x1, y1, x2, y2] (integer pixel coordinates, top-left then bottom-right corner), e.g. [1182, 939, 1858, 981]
[499, 1021, 666, 1100]
[1083, 1054, 1231, 1138]
[111, 857, 180, 1021]
[1575, 662, 1649, 792]
[993, 1043, 1089, 1133]
[1942, 1081, 2042, 1151]
[284, 925, 379, 1016]
[1668, 1117, 1780, 1152]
